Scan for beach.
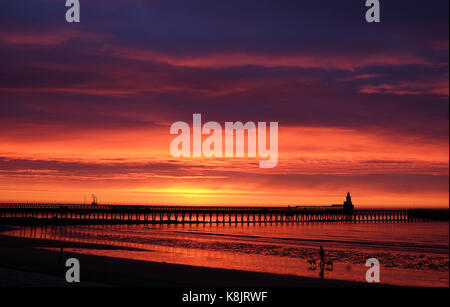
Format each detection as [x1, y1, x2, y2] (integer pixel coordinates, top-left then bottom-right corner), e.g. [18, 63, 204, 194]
[1, 220, 448, 287]
[0, 234, 376, 287]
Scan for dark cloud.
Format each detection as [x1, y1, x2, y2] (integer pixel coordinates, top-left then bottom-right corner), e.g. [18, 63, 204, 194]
[0, 1, 448, 150]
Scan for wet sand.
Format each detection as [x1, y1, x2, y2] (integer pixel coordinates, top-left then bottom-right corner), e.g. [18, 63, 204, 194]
[0, 234, 380, 287]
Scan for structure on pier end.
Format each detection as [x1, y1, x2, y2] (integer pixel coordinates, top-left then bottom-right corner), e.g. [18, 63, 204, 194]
[343, 192, 354, 214]
[332, 192, 354, 214]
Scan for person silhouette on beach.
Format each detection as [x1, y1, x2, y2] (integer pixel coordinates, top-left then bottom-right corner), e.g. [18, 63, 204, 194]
[319, 246, 325, 269]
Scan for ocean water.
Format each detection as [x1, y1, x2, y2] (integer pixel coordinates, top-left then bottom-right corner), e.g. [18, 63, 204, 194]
[3, 221, 449, 286]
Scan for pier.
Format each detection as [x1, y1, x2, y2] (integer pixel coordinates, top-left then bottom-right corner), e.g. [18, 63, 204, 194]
[0, 203, 447, 225]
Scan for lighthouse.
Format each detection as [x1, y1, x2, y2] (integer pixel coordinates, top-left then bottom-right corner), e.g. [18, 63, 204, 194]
[343, 192, 354, 214]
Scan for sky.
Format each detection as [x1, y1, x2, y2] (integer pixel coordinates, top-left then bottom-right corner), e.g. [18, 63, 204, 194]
[0, 0, 448, 207]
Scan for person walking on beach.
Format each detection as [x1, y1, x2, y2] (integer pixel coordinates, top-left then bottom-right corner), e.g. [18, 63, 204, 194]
[319, 246, 325, 268]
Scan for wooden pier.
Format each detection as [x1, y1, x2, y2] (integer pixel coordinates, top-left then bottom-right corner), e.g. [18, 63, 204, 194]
[0, 203, 447, 225]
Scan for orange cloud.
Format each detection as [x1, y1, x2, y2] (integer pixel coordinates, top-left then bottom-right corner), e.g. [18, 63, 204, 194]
[0, 124, 448, 207]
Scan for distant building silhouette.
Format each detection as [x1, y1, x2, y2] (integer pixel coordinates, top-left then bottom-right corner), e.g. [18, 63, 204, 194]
[331, 192, 354, 214]
[343, 192, 354, 214]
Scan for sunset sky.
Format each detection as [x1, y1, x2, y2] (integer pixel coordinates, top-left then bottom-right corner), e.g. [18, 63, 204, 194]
[0, 0, 448, 207]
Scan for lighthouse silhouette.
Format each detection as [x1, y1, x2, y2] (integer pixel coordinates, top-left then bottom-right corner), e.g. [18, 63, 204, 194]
[343, 192, 354, 214]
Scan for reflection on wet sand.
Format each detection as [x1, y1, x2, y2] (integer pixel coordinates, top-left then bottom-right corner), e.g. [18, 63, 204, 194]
[2, 222, 449, 286]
